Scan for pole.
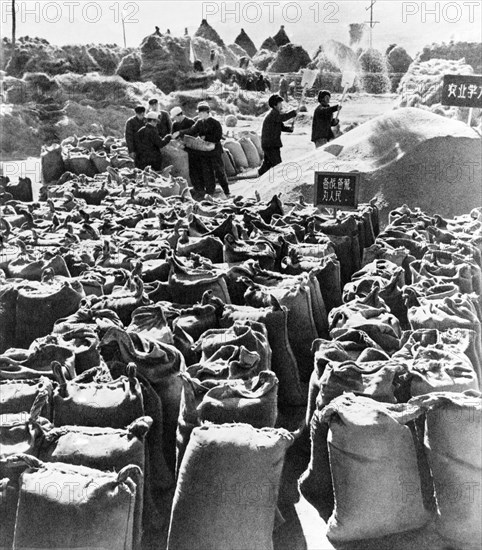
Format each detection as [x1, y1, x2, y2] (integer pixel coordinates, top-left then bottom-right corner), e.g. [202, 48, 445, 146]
[121, 16, 127, 48]
[364, 0, 379, 49]
[468, 108, 473, 127]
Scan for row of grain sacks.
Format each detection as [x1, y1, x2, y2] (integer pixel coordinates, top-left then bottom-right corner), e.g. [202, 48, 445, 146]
[222, 131, 263, 177]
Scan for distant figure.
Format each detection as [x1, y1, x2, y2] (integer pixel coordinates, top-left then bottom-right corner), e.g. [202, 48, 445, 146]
[170, 106, 195, 133]
[184, 27, 189, 36]
[136, 112, 172, 171]
[264, 76, 271, 91]
[210, 49, 219, 71]
[289, 80, 296, 98]
[278, 74, 289, 102]
[258, 94, 297, 177]
[311, 89, 341, 148]
[154, 26, 161, 36]
[256, 74, 266, 93]
[166, 28, 171, 34]
[246, 75, 256, 91]
[239, 56, 249, 69]
[193, 60, 204, 72]
[124, 105, 146, 167]
[147, 98, 172, 139]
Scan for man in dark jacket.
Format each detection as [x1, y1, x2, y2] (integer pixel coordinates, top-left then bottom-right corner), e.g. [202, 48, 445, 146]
[311, 90, 341, 148]
[147, 98, 172, 138]
[173, 102, 230, 198]
[124, 105, 145, 167]
[258, 94, 297, 177]
[170, 106, 195, 133]
[136, 111, 172, 171]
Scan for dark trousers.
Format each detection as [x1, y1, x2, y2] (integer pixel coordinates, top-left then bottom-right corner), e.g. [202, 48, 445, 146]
[187, 147, 229, 198]
[258, 147, 282, 177]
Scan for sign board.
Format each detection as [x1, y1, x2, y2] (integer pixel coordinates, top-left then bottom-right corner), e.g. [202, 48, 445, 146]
[314, 171, 360, 210]
[441, 74, 482, 109]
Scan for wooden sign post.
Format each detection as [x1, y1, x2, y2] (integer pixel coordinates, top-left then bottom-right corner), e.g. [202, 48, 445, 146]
[441, 74, 482, 127]
[313, 171, 360, 217]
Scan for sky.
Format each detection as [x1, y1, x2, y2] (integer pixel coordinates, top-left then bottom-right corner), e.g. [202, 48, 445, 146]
[1, 0, 481, 57]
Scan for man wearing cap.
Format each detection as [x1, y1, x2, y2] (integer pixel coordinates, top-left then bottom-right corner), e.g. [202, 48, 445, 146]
[136, 111, 172, 171]
[170, 107, 195, 133]
[147, 98, 172, 139]
[124, 105, 146, 168]
[173, 102, 230, 198]
[311, 90, 341, 148]
[258, 94, 297, 177]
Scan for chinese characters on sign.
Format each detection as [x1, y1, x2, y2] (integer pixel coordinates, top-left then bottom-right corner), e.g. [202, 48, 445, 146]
[314, 172, 360, 210]
[441, 74, 482, 109]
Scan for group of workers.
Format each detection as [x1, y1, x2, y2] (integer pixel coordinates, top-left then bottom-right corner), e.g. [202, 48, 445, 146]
[124, 87, 341, 199]
[125, 98, 230, 200]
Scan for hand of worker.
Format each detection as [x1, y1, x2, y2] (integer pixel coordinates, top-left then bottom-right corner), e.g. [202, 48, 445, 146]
[172, 131, 180, 139]
[129, 152, 136, 159]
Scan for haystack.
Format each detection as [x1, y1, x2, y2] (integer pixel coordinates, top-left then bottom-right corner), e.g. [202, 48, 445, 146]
[260, 37, 278, 52]
[229, 43, 249, 59]
[397, 58, 474, 108]
[191, 37, 239, 70]
[252, 50, 276, 71]
[267, 44, 311, 73]
[61, 45, 101, 74]
[359, 48, 391, 93]
[234, 29, 257, 58]
[140, 33, 191, 93]
[308, 53, 343, 92]
[194, 19, 225, 48]
[418, 41, 482, 73]
[242, 108, 481, 220]
[273, 25, 290, 47]
[116, 52, 142, 81]
[87, 44, 128, 75]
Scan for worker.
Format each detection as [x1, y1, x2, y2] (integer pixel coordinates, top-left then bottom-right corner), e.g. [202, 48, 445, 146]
[147, 98, 172, 138]
[135, 111, 172, 171]
[210, 49, 220, 71]
[256, 74, 267, 93]
[258, 94, 297, 177]
[173, 102, 230, 198]
[311, 90, 341, 148]
[170, 106, 195, 133]
[124, 105, 146, 167]
[278, 74, 289, 102]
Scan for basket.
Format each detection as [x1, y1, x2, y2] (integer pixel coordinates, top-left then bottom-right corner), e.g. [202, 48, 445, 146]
[183, 135, 215, 152]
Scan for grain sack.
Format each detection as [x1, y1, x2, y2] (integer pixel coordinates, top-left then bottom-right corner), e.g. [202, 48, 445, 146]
[239, 136, 260, 168]
[0, 376, 52, 416]
[38, 417, 151, 550]
[411, 391, 482, 550]
[52, 362, 144, 428]
[239, 131, 263, 159]
[41, 144, 65, 183]
[0, 477, 17, 549]
[224, 139, 249, 171]
[64, 150, 98, 177]
[161, 142, 191, 185]
[321, 394, 431, 541]
[15, 279, 85, 349]
[225, 114, 238, 127]
[168, 423, 294, 550]
[245, 277, 318, 381]
[219, 303, 304, 405]
[176, 371, 278, 472]
[90, 150, 111, 173]
[223, 148, 237, 177]
[13, 455, 139, 550]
